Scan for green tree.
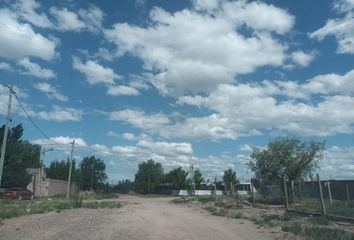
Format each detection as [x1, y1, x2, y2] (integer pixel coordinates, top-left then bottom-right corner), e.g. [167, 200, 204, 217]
[249, 137, 325, 185]
[79, 156, 107, 191]
[222, 168, 238, 194]
[1, 124, 40, 188]
[164, 167, 188, 189]
[46, 159, 80, 182]
[134, 159, 164, 193]
[114, 179, 134, 193]
[192, 169, 204, 189]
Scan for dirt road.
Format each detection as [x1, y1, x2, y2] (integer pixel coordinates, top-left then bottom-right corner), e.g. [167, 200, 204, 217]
[0, 195, 285, 240]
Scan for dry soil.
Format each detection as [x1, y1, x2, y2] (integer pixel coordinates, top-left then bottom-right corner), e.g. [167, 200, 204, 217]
[0, 195, 287, 240]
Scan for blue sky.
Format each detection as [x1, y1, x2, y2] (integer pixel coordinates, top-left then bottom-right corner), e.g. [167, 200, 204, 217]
[1, 0, 354, 182]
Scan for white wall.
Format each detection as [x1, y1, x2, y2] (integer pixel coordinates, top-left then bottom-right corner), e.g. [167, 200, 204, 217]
[172, 190, 223, 196]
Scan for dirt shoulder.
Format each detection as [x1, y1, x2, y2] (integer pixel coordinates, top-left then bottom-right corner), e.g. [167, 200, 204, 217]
[0, 195, 287, 240]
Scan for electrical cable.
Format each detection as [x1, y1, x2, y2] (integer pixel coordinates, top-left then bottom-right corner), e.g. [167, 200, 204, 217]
[2, 82, 112, 157]
[13, 92, 61, 145]
[0, 81, 11, 89]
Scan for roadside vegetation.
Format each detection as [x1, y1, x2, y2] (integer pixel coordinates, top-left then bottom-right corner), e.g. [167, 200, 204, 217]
[0, 193, 121, 219]
[0, 124, 111, 193]
[172, 195, 354, 240]
[291, 198, 354, 218]
[169, 137, 354, 239]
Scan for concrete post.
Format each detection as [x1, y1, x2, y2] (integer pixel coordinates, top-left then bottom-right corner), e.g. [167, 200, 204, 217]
[283, 177, 289, 211]
[317, 174, 326, 216]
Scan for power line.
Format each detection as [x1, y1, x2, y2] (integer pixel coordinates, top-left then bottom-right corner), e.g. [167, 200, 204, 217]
[37, 143, 111, 157]
[1, 83, 67, 148]
[2, 82, 113, 157]
[0, 81, 11, 89]
[76, 145, 112, 156]
[13, 92, 61, 145]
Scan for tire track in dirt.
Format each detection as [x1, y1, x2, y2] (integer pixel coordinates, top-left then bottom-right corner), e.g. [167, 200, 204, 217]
[0, 195, 285, 240]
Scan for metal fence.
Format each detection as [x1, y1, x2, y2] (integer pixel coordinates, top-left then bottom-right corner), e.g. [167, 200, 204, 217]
[285, 174, 354, 220]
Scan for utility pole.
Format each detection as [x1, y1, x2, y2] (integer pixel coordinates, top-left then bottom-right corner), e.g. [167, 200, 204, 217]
[147, 167, 151, 194]
[283, 177, 289, 211]
[190, 164, 195, 196]
[90, 159, 94, 192]
[214, 177, 217, 195]
[0, 86, 14, 187]
[66, 140, 75, 199]
[38, 147, 53, 196]
[38, 147, 44, 196]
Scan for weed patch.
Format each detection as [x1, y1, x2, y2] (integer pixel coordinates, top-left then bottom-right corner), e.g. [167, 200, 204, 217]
[0, 198, 122, 219]
[230, 212, 243, 219]
[171, 197, 191, 204]
[196, 196, 217, 203]
[214, 199, 234, 209]
[310, 216, 330, 225]
[282, 223, 354, 240]
[204, 206, 226, 216]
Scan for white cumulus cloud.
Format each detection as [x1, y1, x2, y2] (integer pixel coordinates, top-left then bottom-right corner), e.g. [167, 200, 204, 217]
[33, 82, 68, 102]
[73, 56, 120, 85]
[23, 105, 83, 122]
[291, 51, 315, 67]
[0, 8, 56, 61]
[106, 85, 140, 96]
[18, 58, 55, 79]
[104, 0, 294, 96]
[0, 62, 12, 71]
[14, 0, 54, 28]
[310, 0, 354, 54]
[50, 7, 86, 32]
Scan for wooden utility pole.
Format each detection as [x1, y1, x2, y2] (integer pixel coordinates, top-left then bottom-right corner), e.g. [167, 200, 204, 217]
[346, 184, 350, 201]
[0, 86, 13, 187]
[66, 140, 75, 198]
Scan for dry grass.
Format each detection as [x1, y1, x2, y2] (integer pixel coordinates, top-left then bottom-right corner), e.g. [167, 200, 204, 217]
[0, 196, 122, 219]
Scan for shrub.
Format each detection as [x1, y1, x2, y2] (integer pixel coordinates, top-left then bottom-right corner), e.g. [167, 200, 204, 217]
[204, 206, 226, 216]
[70, 194, 83, 208]
[196, 196, 216, 203]
[250, 194, 285, 205]
[171, 197, 191, 204]
[230, 212, 243, 219]
[214, 199, 233, 209]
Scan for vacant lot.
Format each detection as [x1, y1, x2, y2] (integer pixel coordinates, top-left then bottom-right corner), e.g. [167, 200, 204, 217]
[0, 195, 289, 240]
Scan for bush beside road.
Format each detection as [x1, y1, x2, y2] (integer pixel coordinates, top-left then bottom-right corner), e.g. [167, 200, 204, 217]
[0, 194, 121, 219]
